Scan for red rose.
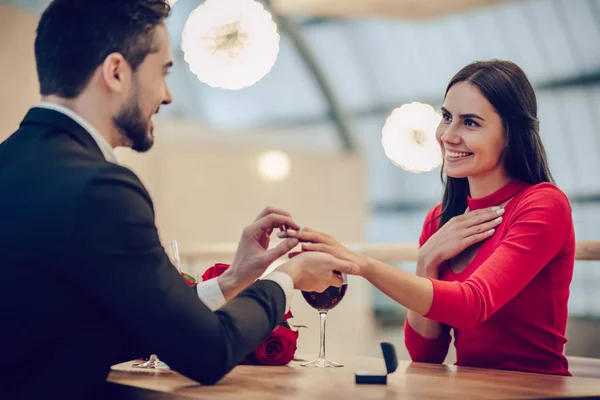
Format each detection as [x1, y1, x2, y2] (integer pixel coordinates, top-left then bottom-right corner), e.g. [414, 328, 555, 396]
[251, 326, 298, 366]
[201, 263, 230, 281]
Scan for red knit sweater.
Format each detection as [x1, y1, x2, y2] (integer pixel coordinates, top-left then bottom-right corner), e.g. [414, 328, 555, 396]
[404, 181, 575, 376]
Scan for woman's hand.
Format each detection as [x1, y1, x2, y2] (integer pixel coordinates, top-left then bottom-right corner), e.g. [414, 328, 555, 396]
[418, 206, 504, 276]
[276, 252, 359, 292]
[277, 227, 369, 277]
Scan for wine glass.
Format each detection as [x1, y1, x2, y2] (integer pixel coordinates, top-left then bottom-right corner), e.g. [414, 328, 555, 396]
[300, 273, 348, 368]
[171, 239, 181, 273]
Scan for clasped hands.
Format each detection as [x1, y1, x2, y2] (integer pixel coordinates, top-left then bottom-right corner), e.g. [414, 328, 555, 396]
[218, 207, 365, 299]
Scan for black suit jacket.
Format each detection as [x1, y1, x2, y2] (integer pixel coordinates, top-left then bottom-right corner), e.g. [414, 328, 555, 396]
[0, 108, 286, 399]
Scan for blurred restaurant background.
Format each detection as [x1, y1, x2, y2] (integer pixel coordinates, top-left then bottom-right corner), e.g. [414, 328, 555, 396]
[1, 0, 599, 364]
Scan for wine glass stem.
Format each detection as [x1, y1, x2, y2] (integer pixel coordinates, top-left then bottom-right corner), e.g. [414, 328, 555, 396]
[318, 310, 328, 360]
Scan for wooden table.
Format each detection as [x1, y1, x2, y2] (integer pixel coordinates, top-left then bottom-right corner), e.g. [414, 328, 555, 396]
[106, 357, 600, 399]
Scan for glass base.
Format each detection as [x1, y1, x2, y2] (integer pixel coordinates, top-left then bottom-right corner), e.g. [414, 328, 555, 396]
[132, 354, 170, 370]
[301, 358, 343, 368]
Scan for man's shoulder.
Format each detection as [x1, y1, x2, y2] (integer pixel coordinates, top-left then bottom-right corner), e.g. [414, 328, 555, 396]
[82, 162, 148, 197]
[1, 123, 148, 205]
[42, 146, 146, 199]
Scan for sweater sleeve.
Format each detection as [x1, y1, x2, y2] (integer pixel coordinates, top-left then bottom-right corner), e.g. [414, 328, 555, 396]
[404, 205, 452, 363]
[425, 185, 573, 330]
[404, 318, 451, 363]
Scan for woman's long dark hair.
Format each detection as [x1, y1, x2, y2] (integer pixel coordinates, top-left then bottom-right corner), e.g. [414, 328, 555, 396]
[438, 60, 554, 227]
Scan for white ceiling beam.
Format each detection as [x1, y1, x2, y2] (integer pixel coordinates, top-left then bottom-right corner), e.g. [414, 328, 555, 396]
[270, 0, 515, 19]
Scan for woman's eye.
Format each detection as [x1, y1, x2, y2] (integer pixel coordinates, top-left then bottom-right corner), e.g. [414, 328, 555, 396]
[465, 119, 479, 127]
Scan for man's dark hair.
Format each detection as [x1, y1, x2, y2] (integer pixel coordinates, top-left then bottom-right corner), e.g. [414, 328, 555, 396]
[35, 0, 171, 98]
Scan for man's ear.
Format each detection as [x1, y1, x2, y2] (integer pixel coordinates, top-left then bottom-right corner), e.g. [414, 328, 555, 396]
[100, 53, 131, 94]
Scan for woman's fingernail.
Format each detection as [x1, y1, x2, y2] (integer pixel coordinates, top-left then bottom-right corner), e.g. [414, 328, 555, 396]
[287, 229, 298, 236]
[496, 208, 505, 215]
[276, 231, 286, 238]
[492, 206, 501, 211]
[495, 216, 503, 223]
[488, 228, 495, 234]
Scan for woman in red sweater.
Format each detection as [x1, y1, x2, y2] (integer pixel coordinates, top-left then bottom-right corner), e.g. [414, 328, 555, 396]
[282, 60, 575, 375]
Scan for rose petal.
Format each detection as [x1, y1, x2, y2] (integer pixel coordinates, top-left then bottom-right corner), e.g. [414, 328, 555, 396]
[253, 326, 298, 366]
[201, 263, 230, 281]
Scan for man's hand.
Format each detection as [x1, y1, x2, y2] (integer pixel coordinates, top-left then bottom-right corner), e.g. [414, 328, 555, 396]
[218, 207, 300, 300]
[276, 252, 359, 293]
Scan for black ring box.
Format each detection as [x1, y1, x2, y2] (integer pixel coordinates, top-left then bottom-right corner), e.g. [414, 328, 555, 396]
[355, 342, 399, 385]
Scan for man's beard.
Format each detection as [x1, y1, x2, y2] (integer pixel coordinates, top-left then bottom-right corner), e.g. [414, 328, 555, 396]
[113, 86, 154, 152]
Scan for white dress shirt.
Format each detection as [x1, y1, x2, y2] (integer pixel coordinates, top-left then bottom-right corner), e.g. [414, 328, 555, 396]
[34, 102, 293, 312]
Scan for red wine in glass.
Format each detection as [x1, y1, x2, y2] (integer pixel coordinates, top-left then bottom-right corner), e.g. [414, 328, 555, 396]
[300, 273, 348, 368]
[302, 284, 347, 311]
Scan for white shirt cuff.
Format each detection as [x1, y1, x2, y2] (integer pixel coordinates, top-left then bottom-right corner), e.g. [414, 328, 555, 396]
[260, 270, 294, 313]
[196, 271, 294, 314]
[196, 278, 227, 311]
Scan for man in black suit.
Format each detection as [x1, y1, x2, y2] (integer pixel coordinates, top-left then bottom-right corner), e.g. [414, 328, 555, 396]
[0, 0, 358, 398]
